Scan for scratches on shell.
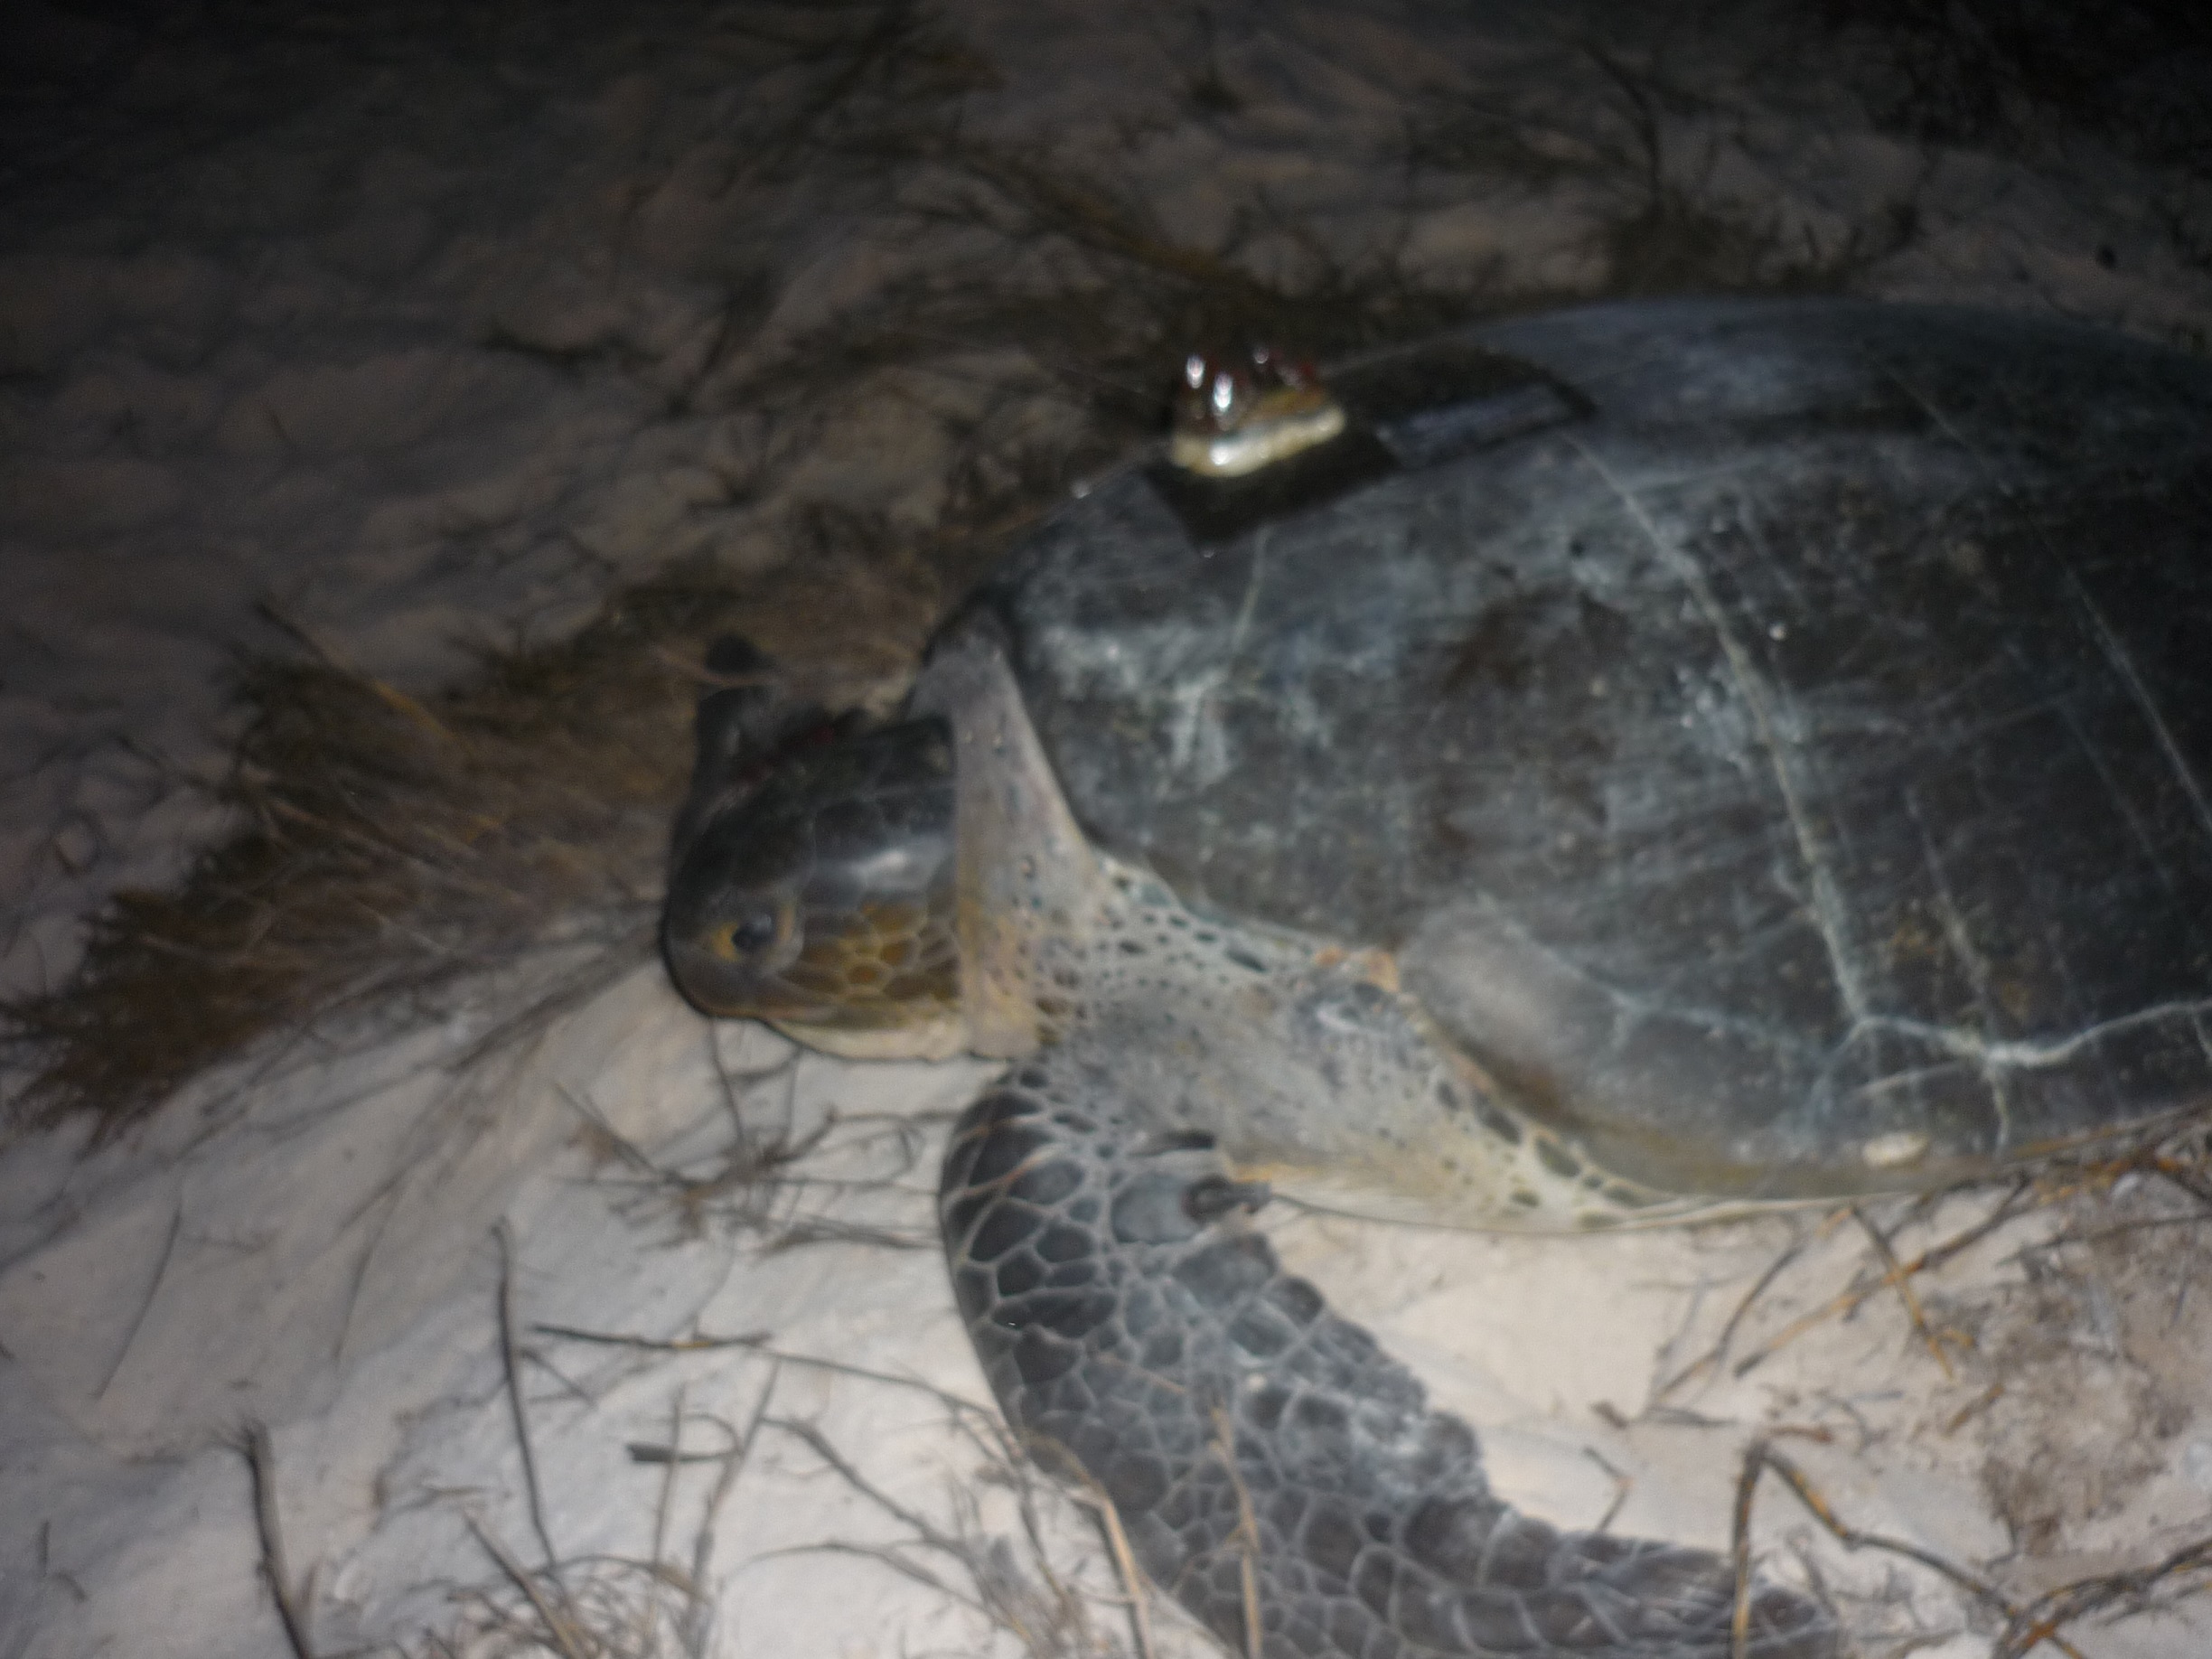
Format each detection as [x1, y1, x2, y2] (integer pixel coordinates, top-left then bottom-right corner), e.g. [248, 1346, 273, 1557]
[2069, 571, 2212, 851]
[1902, 787, 2013, 1141]
[1564, 434, 1873, 1023]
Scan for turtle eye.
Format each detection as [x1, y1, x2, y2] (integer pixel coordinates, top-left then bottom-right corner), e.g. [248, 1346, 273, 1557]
[711, 909, 785, 962]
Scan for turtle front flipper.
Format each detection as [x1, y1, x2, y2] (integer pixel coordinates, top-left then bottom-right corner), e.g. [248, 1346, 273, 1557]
[941, 1034, 1838, 1659]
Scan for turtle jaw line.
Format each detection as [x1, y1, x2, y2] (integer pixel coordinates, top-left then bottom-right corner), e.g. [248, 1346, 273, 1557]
[668, 968, 971, 1062]
[769, 1009, 972, 1063]
[666, 940, 968, 1052]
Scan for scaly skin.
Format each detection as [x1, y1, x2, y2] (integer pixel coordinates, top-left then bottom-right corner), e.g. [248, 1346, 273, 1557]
[940, 1030, 1839, 1659]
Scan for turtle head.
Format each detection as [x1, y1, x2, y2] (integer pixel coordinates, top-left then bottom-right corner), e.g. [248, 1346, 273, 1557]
[663, 706, 967, 1060]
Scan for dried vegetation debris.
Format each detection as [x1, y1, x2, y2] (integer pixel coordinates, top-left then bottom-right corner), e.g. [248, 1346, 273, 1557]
[370, 1053, 1163, 1659]
[2, 558, 904, 1134]
[560, 1026, 947, 1254]
[1400, 39, 1923, 301]
[1817, 0, 2212, 169]
[1651, 1123, 2212, 1654]
[1960, 1177, 2211, 1568]
[404, 1393, 1155, 1659]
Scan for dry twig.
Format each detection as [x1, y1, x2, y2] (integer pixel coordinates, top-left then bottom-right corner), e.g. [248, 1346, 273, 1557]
[495, 1222, 564, 1584]
[1729, 1435, 2085, 1659]
[243, 1420, 319, 1659]
[1849, 1204, 1960, 1380]
[1732, 1181, 2033, 1378]
[1994, 1533, 2212, 1659]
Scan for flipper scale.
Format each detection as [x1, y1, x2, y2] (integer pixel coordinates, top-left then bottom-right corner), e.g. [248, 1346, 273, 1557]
[941, 1039, 1839, 1659]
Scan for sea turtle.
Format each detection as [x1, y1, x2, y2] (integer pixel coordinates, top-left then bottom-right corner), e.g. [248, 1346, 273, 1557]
[662, 297, 2212, 1659]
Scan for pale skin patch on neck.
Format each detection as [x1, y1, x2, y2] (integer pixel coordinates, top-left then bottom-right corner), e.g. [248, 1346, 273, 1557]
[909, 626, 1110, 1060]
[1311, 942, 1401, 993]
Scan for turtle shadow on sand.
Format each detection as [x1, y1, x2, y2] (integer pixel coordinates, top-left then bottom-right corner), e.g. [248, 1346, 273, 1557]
[663, 297, 2212, 1659]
